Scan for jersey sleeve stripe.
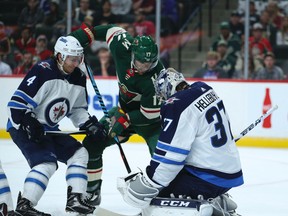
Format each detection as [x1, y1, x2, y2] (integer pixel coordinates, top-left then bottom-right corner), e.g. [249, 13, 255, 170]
[152, 155, 185, 165]
[14, 90, 38, 108]
[157, 142, 190, 155]
[7, 101, 29, 109]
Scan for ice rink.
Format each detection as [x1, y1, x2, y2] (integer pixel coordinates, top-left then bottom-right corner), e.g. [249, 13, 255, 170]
[1, 139, 288, 216]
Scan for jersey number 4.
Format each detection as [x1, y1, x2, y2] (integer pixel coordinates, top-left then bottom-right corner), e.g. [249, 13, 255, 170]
[205, 100, 233, 147]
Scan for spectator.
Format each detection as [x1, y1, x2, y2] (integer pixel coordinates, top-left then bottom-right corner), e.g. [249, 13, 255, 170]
[239, 1, 260, 28]
[15, 26, 36, 51]
[0, 21, 11, 55]
[133, 11, 155, 38]
[276, 16, 288, 45]
[211, 21, 241, 58]
[161, 0, 179, 33]
[131, 0, 156, 17]
[84, 15, 94, 27]
[57, 0, 78, 18]
[17, 0, 44, 30]
[229, 10, 244, 40]
[255, 52, 285, 80]
[216, 40, 237, 78]
[13, 51, 34, 75]
[93, 47, 116, 76]
[0, 55, 12, 75]
[75, 0, 95, 23]
[259, 10, 278, 48]
[249, 23, 273, 58]
[194, 51, 228, 79]
[265, 1, 284, 30]
[26, 34, 52, 60]
[92, 0, 117, 26]
[51, 9, 81, 44]
[109, 0, 132, 22]
[125, 24, 137, 37]
[233, 47, 258, 80]
[42, 0, 62, 26]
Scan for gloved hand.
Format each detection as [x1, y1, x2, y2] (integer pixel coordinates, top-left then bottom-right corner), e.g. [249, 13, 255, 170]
[80, 116, 107, 141]
[21, 112, 44, 143]
[117, 169, 163, 209]
[109, 108, 130, 138]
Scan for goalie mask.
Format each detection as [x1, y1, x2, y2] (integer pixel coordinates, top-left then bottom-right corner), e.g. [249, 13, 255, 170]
[154, 68, 188, 100]
[131, 35, 158, 74]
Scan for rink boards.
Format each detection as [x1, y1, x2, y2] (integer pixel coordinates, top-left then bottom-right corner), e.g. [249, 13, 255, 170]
[0, 76, 287, 148]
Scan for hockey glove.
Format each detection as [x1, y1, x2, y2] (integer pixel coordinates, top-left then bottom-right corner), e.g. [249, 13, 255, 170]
[109, 108, 130, 138]
[80, 116, 107, 141]
[21, 112, 44, 143]
[117, 169, 163, 209]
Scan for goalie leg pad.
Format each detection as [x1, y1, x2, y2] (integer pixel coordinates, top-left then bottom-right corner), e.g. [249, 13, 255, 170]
[117, 172, 162, 209]
[209, 194, 237, 216]
[142, 197, 213, 216]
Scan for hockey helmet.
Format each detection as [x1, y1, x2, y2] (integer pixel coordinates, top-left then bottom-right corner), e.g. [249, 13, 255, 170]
[54, 36, 84, 62]
[154, 68, 188, 100]
[131, 35, 158, 72]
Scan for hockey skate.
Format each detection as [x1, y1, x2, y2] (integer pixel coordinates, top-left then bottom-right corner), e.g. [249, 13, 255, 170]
[85, 180, 102, 207]
[14, 192, 51, 216]
[0, 203, 7, 216]
[209, 194, 241, 216]
[65, 186, 95, 215]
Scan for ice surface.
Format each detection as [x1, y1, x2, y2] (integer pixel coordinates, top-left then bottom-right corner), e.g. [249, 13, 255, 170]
[1, 140, 287, 216]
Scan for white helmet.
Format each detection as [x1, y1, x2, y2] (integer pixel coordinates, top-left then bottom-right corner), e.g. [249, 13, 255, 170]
[154, 68, 188, 100]
[54, 35, 83, 62]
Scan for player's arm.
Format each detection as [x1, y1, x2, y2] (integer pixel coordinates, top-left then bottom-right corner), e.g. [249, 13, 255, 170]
[69, 23, 118, 48]
[7, 65, 44, 129]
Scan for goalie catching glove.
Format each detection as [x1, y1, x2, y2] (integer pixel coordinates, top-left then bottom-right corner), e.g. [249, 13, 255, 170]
[117, 169, 163, 209]
[80, 116, 107, 141]
[109, 108, 130, 138]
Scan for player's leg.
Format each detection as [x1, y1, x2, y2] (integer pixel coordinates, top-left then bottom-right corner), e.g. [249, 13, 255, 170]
[55, 135, 95, 214]
[0, 161, 14, 215]
[134, 122, 162, 155]
[8, 128, 55, 216]
[83, 107, 131, 206]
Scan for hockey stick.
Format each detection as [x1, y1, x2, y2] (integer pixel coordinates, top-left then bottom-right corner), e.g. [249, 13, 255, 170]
[234, 105, 278, 142]
[84, 61, 132, 173]
[44, 130, 86, 135]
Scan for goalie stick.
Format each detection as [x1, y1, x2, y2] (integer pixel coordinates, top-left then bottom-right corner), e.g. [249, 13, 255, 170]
[94, 207, 141, 216]
[234, 105, 278, 142]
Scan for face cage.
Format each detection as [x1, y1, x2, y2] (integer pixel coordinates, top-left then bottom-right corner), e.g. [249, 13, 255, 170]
[131, 53, 158, 73]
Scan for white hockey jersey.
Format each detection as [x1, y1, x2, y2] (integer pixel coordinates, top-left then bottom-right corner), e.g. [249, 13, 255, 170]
[7, 59, 90, 131]
[148, 81, 243, 188]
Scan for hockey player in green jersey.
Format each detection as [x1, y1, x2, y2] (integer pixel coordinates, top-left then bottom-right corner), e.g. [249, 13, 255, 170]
[70, 23, 164, 206]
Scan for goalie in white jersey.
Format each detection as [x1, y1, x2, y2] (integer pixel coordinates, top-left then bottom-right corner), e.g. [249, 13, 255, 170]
[6, 35, 107, 216]
[118, 68, 244, 216]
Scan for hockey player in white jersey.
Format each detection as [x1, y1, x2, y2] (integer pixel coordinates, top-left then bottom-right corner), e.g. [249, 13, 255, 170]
[0, 160, 15, 216]
[6, 36, 107, 216]
[118, 68, 243, 216]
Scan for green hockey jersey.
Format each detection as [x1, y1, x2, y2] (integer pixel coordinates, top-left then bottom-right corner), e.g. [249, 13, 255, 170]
[73, 24, 164, 126]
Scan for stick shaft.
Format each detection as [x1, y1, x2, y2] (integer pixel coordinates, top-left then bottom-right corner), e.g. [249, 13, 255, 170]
[85, 62, 131, 173]
[44, 130, 86, 135]
[234, 105, 278, 142]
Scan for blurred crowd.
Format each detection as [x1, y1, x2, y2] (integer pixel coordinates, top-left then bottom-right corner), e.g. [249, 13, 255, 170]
[0, 0, 197, 76]
[0, 0, 287, 80]
[195, 0, 288, 80]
